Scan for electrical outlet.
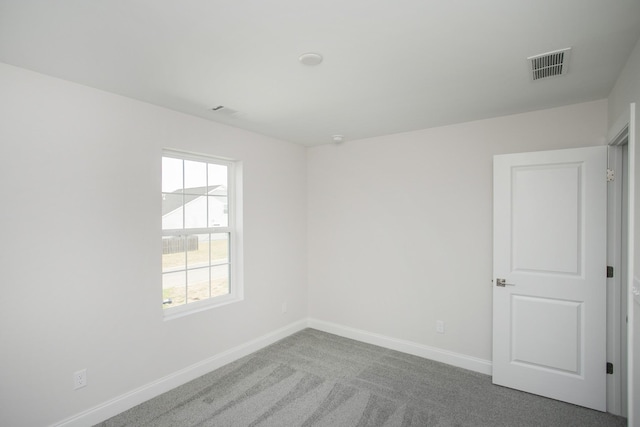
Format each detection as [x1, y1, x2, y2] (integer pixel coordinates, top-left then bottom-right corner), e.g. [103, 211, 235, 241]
[73, 369, 87, 390]
[436, 320, 445, 334]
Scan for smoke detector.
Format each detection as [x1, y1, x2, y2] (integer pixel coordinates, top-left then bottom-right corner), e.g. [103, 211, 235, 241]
[527, 47, 571, 81]
[299, 53, 323, 66]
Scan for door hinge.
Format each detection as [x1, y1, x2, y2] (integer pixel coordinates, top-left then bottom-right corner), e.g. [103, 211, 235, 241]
[607, 362, 614, 374]
[607, 266, 614, 278]
[607, 169, 615, 182]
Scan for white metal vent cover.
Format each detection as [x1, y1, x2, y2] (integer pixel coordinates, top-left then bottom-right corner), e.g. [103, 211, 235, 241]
[210, 105, 239, 116]
[527, 47, 571, 81]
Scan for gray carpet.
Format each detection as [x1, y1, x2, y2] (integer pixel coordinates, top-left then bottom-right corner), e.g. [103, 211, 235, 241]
[98, 328, 626, 426]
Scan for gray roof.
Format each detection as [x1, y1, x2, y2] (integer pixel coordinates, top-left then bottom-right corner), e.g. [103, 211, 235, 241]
[162, 186, 224, 216]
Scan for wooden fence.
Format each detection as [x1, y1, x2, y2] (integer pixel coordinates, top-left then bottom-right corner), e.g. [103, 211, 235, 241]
[162, 236, 199, 254]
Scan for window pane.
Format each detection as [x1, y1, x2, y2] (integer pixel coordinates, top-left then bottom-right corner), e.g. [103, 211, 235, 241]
[162, 157, 183, 193]
[162, 236, 186, 273]
[210, 233, 229, 265]
[163, 271, 186, 308]
[184, 196, 207, 228]
[186, 234, 209, 269]
[184, 160, 207, 194]
[162, 193, 184, 230]
[208, 163, 227, 191]
[210, 264, 229, 297]
[208, 196, 228, 227]
[187, 267, 210, 303]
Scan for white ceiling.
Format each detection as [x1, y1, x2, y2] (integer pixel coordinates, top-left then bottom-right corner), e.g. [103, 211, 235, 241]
[1, 1, 639, 146]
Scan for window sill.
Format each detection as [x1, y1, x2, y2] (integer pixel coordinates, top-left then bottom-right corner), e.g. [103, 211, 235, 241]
[163, 294, 242, 321]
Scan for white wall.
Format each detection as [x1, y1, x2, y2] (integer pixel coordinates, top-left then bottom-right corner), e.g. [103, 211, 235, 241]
[608, 36, 640, 427]
[307, 100, 608, 361]
[0, 63, 308, 426]
[608, 37, 640, 135]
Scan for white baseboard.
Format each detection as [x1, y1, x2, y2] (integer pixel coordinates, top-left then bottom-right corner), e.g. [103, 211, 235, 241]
[52, 319, 308, 427]
[307, 318, 492, 375]
[53, 318, 492, 426]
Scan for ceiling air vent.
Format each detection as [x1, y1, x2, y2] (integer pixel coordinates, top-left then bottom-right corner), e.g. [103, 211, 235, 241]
[527, 47, 571, 81]
[210, 105, 239, 116]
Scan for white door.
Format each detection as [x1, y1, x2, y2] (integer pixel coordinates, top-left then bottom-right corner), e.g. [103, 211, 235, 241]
[492, 146, 607, 411]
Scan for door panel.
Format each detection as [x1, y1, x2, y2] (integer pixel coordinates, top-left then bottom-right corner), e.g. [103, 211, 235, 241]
[511, 296, 581, 374]
[511, 163, 581, 274]
[493, 146, 607, 411]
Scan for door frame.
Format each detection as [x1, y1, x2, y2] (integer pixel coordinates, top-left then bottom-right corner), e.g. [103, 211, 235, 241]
[606, 128, 629, 416]
[606, 102, 636, 424]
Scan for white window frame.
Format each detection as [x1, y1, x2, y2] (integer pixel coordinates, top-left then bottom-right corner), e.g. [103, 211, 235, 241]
[162, 149, 243, 320]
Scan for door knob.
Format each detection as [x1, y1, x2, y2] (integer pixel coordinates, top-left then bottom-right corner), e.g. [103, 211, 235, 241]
[496, 278, 515, 287]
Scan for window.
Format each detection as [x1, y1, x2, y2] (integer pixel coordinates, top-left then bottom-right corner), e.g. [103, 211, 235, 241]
[161, 150, 241, 317]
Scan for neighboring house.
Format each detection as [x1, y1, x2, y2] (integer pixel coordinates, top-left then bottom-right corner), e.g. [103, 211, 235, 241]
[162, 185, 228, 231]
